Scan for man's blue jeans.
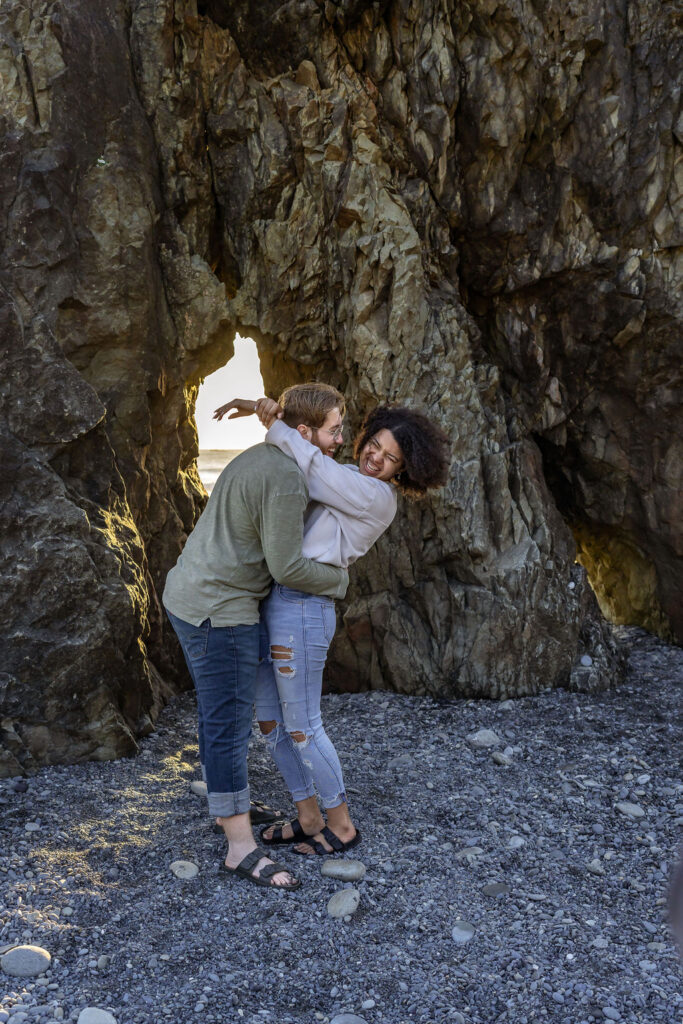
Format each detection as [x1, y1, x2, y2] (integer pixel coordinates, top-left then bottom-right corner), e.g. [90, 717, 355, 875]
[166, 610, 260, 818]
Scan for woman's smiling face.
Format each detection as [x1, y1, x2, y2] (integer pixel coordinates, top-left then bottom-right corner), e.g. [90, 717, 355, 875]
[358, 428, 404, 481]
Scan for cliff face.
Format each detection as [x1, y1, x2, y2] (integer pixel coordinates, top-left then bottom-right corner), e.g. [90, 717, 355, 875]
[1, 0, 679, 774]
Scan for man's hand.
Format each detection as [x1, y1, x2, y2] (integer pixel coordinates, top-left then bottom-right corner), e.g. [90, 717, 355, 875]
[213, 399, 257, 421]
[254, 397, 284, 429]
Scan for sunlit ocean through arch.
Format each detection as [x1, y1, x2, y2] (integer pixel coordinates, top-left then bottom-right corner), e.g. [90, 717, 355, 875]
[197, 450, 243, 494]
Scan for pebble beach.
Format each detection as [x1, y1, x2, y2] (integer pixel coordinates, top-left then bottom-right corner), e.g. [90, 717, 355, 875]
[1, 627, 681, 1024]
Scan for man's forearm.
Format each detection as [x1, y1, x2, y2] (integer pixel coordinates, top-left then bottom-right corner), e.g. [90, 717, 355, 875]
[270, 551, 348, 599]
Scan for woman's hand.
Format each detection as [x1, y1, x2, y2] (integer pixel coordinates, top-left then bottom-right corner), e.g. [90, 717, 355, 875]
[213, 399, 257, 422]
[254, 397, 284, 428]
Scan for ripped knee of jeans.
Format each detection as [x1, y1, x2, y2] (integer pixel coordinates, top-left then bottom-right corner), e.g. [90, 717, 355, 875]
[289, 730, 311, 748]
[258, 720, 283, 747]
[271, 644, 295, 677]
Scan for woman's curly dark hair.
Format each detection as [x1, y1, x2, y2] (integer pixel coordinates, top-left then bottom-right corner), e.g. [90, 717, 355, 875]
[353, 406, 450, 498]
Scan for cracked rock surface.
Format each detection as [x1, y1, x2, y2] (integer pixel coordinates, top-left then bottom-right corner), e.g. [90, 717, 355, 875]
[1, 1, 680, 769]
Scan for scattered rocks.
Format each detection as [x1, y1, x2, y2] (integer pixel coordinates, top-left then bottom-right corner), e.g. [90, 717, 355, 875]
[169, 860, 198, 879]
[467, 729, 501, 749]
[321, 860, 366, 882]
[0, 945, 51, 977]
[327, 888, 361, 919]
[0, 628, 679, 1024]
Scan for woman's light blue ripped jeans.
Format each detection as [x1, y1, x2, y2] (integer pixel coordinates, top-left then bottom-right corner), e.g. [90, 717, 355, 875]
[254, 584, 347, 809]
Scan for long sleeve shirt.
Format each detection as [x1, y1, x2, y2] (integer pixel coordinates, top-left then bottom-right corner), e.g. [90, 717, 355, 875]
[265, 420, 398, 568]
[162, 443, 348, 627]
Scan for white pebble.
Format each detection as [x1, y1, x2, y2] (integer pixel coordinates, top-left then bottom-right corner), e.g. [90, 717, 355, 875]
[77, 1011, 118, 1024]
[169, 860, 199, 879]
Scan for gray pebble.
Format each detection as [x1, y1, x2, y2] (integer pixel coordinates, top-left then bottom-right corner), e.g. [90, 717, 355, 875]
[76, 1012, 118, 1024]
[327, 888, 360, 918]
[601, 1009, 621, 1021]
[482, 882, 510, 897]
[508, 836, 525, 849]
[330, 1016, 368, 1024]
[1, 946, 51, 978]
[614, 801, 645, 818]
[467, 729, 501, 748]
[189, 780, 207, 798]
[451, 921, 476, 944]
[321, 859, 366, 882]
[169, 860, 198, 879]
[454, 846, 484, 862]
[492, 752, 512, 766]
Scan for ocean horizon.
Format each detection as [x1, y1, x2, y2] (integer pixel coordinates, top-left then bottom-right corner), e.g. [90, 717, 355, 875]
[198, 449, 243, 493]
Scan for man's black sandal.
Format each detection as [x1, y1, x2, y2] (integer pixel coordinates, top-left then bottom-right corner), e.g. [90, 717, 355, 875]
[212, 800, 283, 834]
[260, 818, 310, 845]
[219, 848, 301, 890]
[294, 825, 362, 857]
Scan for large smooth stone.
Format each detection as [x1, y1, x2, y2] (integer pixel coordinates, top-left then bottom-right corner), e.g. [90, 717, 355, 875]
[321, 859, 366, 881]
[615, 802, 645, 818]
[330, 1016, 368, 1024]
[1, 945, 51, 977]
[190, 780, 207, 797]
[467, 729, 501, 748]
[77, 1011, 118, 1024]
[327, 888, 360, 918]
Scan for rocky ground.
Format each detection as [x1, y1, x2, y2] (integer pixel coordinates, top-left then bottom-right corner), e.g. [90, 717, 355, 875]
[1, 627, 681, 1024]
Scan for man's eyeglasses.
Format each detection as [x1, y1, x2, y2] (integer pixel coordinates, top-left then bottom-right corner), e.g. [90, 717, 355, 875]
[318, 425, 344, 440]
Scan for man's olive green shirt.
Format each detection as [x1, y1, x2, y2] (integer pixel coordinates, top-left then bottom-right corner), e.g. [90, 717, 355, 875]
[162, 443, 348, 626]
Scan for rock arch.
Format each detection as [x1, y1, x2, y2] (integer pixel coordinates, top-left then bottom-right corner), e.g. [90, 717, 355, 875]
[1, 0, 679, 774]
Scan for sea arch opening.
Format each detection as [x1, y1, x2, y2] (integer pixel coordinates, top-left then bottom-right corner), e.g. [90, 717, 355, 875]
[194, 334, 266, 493]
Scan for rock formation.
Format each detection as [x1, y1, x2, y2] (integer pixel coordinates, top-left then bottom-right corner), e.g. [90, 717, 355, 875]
[1, 0, 679, 774]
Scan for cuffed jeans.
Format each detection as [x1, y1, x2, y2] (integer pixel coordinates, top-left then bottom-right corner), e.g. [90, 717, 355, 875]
[254, 585, 347, 809]
[166, 610, 259, 818]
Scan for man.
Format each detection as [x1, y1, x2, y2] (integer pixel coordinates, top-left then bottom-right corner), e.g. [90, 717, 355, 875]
[163, 383, 348, 889]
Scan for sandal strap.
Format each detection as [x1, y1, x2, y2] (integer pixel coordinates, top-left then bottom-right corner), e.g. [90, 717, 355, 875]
[236, 848, 263, 874]
[259, 860, 290, 879]
[265, 818, 306, 842]
[320, 825, 345, 852]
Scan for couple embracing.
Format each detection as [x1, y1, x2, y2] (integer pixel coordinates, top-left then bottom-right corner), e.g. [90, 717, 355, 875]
[163, 383, 449, 891]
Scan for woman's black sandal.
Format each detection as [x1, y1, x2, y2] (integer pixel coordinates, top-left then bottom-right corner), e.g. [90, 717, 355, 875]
[260, 818, 309, 845]
[294, 826, 362, 857]
[219, 848, 301, 890]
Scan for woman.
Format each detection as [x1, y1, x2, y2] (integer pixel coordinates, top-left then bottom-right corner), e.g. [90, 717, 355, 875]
[214, 393, 450, 856]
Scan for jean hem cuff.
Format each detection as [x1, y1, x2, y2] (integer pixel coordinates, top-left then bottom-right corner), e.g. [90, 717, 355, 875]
[209, 786, 251, 818]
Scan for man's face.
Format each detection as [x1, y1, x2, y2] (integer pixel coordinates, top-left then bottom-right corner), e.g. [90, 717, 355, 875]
[297, 406, 344, 457]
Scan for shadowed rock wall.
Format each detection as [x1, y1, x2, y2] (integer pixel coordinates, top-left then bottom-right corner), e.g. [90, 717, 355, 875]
[1, 0, 679, 774]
